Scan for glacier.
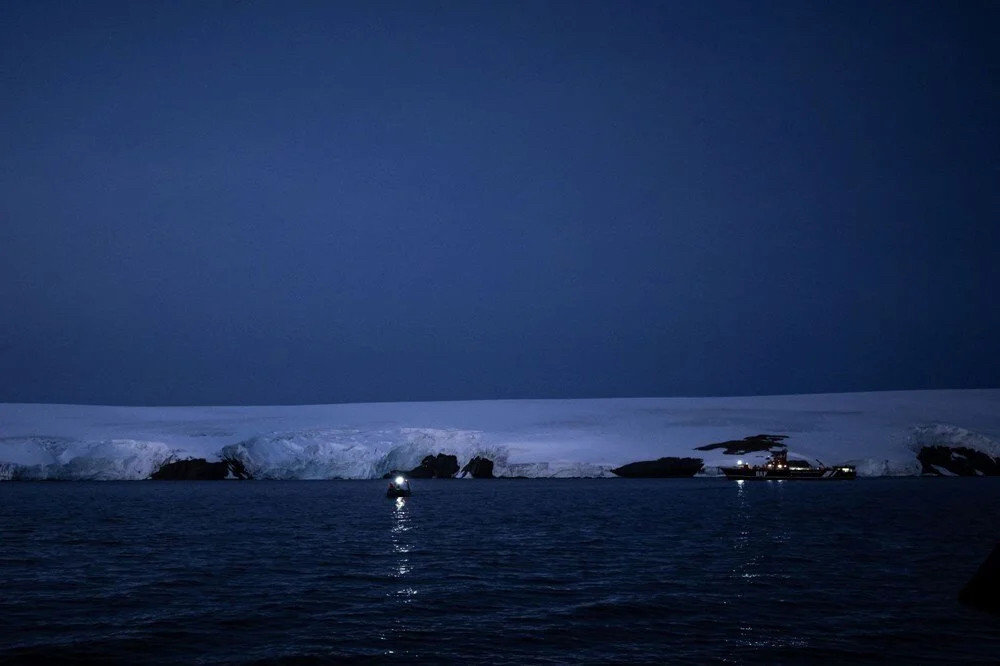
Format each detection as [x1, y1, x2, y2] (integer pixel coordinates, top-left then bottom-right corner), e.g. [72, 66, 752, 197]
[1, 389, 998, 480]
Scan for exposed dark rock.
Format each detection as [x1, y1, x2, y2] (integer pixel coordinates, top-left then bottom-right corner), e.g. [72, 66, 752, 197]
[382, 453, 460, 479]
[917, 446, 1000, 476]
[611, 457, 704, 478]
[220, 453, 252, 477]
[460, 456, 495, 478]
[695, 434, 788, 455]
[413, 453, 459, 478]
[150, 458, 252, 480]
[960, 543, 1000, 614]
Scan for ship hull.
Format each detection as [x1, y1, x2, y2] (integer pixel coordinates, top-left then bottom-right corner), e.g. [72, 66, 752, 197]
[721, 467, 856, 481]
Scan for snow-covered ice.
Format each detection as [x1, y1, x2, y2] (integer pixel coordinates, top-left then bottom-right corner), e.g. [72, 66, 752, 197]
[0, 390, 997, 480]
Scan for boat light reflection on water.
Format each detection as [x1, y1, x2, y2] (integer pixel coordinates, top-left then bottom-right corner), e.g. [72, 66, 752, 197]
[381, 492, 417, 653]
[390, 496, 416, 594]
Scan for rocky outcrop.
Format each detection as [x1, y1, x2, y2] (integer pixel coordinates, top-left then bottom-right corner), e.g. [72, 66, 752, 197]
[383, 453, 460, 479]
[150, 458, 252, 480]
[460, 456, 494, 478]
[917, 446, 1000, 476]
[412, 453, 459, 478]
[960, 543, 1000, 614]
[611, 457, 704, 478]
[694, 434, 788, 455]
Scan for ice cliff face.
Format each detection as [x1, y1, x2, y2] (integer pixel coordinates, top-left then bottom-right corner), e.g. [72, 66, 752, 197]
[0, 390, 998, 480]
[219, 428, 495, 480]
[0, 438, 174, 481]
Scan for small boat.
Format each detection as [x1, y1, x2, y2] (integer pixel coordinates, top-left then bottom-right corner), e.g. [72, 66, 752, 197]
[386, 475, 412, 498]
[721, 448, 856, 480]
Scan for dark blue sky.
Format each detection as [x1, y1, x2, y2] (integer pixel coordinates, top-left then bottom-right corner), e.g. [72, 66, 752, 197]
[1, 1, 997, 405]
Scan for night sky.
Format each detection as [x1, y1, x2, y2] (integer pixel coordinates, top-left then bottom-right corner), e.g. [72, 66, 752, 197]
[1, 1, 997, 406]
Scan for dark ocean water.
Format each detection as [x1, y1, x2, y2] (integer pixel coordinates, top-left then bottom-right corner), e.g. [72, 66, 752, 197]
[1, 478, 998, 664]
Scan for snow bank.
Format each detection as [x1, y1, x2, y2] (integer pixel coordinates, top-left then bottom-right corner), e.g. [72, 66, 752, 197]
[0, 390, 997, 480]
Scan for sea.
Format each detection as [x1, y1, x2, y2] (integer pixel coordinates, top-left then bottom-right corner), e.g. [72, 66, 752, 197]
[1, 478, 998, 664]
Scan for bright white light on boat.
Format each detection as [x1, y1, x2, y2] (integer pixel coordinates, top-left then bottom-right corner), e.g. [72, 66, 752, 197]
[395, 476, 405, 485]
[737, 460, 743, 466]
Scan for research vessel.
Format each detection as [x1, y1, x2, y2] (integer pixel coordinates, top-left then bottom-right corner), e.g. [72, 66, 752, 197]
[721, 448, 856, 480]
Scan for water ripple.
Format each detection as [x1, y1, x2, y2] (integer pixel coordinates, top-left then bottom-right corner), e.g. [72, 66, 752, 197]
[1, 479, 998, 663]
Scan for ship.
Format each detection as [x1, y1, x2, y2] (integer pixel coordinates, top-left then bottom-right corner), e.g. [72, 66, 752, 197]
[720, 448, 856, 480]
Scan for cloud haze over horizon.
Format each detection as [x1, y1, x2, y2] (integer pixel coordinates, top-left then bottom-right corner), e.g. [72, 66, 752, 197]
[1, 1, 997, 406]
